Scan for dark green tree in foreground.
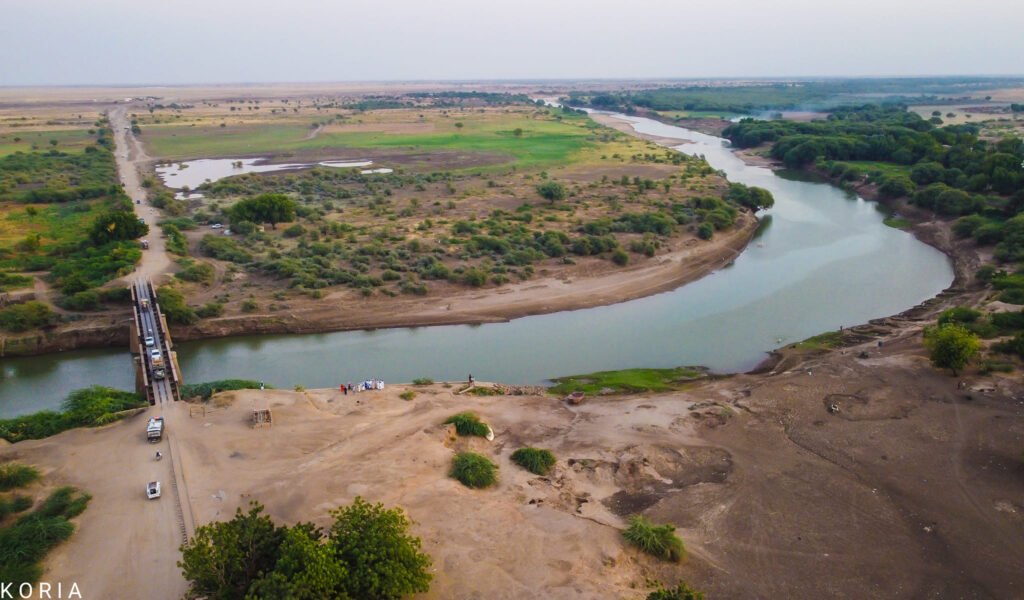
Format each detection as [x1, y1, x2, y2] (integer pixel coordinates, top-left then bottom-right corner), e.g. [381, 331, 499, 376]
[328, 497, 432, 599]
[229, 193, 296, 230]
[179, 498, 431, 600]
[179, 502, 285, 600]
[924, 323, 981, 376]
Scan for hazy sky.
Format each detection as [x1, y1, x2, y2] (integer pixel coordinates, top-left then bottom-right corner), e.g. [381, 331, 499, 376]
[4, 0, 1023, 85]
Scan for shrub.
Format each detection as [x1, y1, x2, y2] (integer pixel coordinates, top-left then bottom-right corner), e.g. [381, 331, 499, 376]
[157, 286, 198, 325]
[611, 248, 629, 266]
[411, 377, 434, 386]
[536, 181, 566, 203]
[399, 390, 416, 401]
[937, 306, 981, 325]
[196, 302, 225, 318]
[443, 412, 491, 437]
[58, 290, 101, 311]
[0, 386, 145, 443]
[175, 260, 215, 284]
[646, 582, 705, 600]
[0, 463, 40, 491]
[697, 222, 714, 240]
[510, 447, 556, 475]
[450, 452, 497, 488]
[241, 299, 259, 313]
[623, 515, 685, 562]
[0, 301, 55, 332]
[181, 379, 265, 401]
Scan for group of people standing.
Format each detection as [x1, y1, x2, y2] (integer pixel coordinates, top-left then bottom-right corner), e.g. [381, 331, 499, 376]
[339, 380, 384, 395]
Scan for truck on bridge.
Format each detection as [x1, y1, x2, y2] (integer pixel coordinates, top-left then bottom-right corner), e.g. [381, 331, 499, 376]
[150, 348, 167, 380]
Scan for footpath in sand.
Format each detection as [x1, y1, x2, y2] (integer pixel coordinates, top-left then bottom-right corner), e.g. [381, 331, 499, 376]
[8, 318, 1023, 599]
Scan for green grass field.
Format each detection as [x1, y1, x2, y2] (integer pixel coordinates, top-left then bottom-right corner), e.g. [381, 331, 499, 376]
[142, 110, 597, 170]
[549, 366, 705, 395]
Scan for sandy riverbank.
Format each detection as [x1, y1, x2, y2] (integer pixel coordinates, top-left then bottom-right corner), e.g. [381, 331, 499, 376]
[8, 309, 1022, 598]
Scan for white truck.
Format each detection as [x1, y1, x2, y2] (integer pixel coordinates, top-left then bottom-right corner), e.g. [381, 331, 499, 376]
[147, 417, 164, 442]
[146, 481, 161, 499]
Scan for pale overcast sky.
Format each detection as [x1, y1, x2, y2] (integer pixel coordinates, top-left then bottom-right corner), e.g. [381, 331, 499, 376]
[3, 0, 1022, 85]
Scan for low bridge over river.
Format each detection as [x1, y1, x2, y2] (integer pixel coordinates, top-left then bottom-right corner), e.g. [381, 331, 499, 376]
[129, 280, 183, 404]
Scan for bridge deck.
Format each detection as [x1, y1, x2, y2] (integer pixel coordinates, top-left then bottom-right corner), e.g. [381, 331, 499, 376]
[130, 280, 182, 404]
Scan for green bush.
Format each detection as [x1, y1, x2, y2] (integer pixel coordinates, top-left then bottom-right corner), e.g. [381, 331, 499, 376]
[162, 223, 188, 256]
[157, 286, 198, 325]
[623, 515, 685, 562]
[937, 306, 981, 325]
[0, 495, 33, 519]
[510, 447, 557, 475]
[0, 463, 40, 491]
[0, 485, 90, 587]
[697, 222, 714, 240]
[411, 378, 434, 385]
[611, 248, 629, 266]
[0, 301, 55, 332]
[196, 302, 225, 318]
[181, 379, 266, 401]
[444, 412, 491, 437]
[399, 390, 416, 401]
[0, 386, 145, 443]
[450, 452, 497, 488]
[176, 258, 214, 284]
[58, 290, 101, 311]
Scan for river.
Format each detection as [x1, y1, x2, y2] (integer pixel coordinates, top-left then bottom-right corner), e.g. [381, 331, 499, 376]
[0, 115, 954, 417]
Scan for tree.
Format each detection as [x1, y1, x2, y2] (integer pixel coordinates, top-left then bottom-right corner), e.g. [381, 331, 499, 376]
[924, 323, 981, 376]
[329, 497, 432, 600]
[89, 211, 148, 246]
[513, 127, 523, 137]
[229, 194, 296, 230]
[536, 181, 566, 204]
[247, 525, 349, 600]
[179, 502, 285, 600]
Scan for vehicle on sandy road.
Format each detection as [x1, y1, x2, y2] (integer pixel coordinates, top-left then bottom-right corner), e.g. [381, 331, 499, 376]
[146, 481, 161, 499]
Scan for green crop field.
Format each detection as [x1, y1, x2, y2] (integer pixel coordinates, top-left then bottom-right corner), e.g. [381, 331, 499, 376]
[141, 109, 597, 171]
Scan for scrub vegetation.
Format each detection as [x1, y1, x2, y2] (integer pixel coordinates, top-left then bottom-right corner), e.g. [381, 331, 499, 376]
[622, 515, 685, 562]
[0, 119, 146, 326]
[0, 463, 91, 587]
[0, 386, 145, 443]
[549, 366, 705, 396]
[139, 95, 770, 321]
[450, 451, 498, 488]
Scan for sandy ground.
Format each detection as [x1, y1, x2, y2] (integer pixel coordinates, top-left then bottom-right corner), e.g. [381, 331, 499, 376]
[6, 312, 1022, 599]
[108, 106, 174, 285]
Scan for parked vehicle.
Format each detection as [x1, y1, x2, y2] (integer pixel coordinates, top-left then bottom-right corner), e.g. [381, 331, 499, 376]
[147, 416, 164, 442]
[140, 239, 149, 249]
[146, 481, 161, 499]
[210, 223, 223, 229]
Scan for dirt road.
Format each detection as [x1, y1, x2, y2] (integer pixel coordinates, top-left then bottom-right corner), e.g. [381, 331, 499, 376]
[108, 106, 173, 283]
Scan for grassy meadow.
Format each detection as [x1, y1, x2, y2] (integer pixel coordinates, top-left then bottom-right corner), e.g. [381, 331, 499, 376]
[140, 105, 601, 171]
